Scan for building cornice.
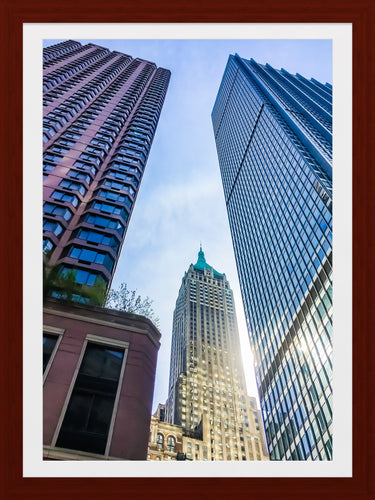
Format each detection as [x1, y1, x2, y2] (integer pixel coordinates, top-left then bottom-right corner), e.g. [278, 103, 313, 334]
[43, 445, 126, 461]
[43, 299, 161, 349]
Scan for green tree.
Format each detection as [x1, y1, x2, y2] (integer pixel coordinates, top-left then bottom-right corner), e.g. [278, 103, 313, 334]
[105, 283, 160, 328]
[43, 259, 107, 306]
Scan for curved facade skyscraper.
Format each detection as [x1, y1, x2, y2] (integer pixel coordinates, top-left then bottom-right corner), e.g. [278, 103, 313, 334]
[42, 40, 168, 461]
[212, 55, 332, 460]
[43, 40, 170, 294]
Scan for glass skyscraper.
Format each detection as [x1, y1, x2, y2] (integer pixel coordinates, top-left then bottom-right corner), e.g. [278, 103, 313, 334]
[212, 55, 332, 460]
[166, 247, 268, 461]
[43, 40, 170, 293]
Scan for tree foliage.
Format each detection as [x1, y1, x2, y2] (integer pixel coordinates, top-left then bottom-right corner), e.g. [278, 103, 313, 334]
[105, 283, 160, 328]
[43, 259, 107, 306]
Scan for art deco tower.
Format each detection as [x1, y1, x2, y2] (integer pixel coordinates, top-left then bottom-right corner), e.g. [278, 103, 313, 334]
[43, 40, 170, 294]
[212, 55, 332, 460]
[166, 248, 268, 461]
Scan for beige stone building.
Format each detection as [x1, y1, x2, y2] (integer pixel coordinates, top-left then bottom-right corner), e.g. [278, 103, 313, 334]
[148, 404, 205, 461]
[160, 248, 268, 461]
[147, 404, 184, 461]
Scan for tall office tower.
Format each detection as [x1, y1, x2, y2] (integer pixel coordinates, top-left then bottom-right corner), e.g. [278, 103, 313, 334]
[165, 247, 268, 461]
[212, 55, 333, 461]
[43, 40, 170, 294]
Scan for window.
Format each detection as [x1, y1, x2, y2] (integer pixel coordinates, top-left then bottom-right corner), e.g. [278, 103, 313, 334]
[56, 342, 125, 455]
[68, 246, 114, 272]
[101, 179, 135, 196]
[91, 201, 128, 220]
[85, 146, 106, 158]
[50, 145, 69, 154]
[64, 131, 80, 140]
[96, 189, 131, 206]
[83, 214, 125, 235]
[117, 146, 145, 160]
[94, 132, 114, 145]
[70, 125, 86, 134]
[44, 203, 72, 221]
[60, 266, 107, 287]
[90, 138, 110, 151]
[43, 163, 55, 173]
[68, 170, 92, 185]
[105, 170, 139, 187]
[167, 436, 176, 452]
[43, 219, 63, 237]
[157, 433, 164, 450]
[59, 180, 87, 196]
[57, 138, 74, 148]
[43, 153, 62, 163]
[43, 334, 58, 372]
[79, 152, 101, 166]
[43, 238, 54, 254]
[52, 190, 79, 207]
[74, 161, 97, 176]
[74, 229, 119, 251]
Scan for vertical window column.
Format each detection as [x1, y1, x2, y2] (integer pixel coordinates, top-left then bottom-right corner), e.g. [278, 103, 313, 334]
[55, 340, 127, 455]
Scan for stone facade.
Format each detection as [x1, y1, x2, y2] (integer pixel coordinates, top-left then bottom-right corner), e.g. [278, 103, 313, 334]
[43, 298, 160, 460]
[165, 248, 269, 461]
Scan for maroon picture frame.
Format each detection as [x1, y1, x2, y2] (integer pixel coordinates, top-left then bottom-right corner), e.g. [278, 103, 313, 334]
[1, 0, 374, 498]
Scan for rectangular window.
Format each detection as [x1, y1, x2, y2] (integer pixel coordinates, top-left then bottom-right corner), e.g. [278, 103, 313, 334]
[79, 152, 101, 166]
[44, 203, 72, 221]
[83, 214, 125, 235]
[43, 238, 54, 254]
[106, 170, 138, 187]
[63, 132, 80, 140]
[90, 138, 110, 151]
[56, 342, 125, 455]
[52, 190, 79, 207]
[97, 189, 129, 206]
[68, 170, 92, 185]
[74, 161, 97, 176]
[60, 266, 107, 287]
[102, 180, 124, 191]
[43, 334, 58, 372]
[75, 229, 119, 251]
[59, 180, 87, 196]
[43, 153, 61, 163]
[43, 163, 55, 173]
[43, 219, 63, 237]
[50, 145, 68, 154]
[91, 201, 127, 220]
[68, 246, 114, 271]
[57, 138, 74, 148]
[85, 145, 105, 158]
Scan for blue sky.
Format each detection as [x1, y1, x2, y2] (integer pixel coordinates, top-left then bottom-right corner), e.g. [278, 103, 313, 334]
[44, 38, 332, 412]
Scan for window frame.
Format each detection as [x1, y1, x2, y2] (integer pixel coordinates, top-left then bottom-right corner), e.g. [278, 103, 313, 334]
[166, 435, 176, 452]
[43, 325, 65, 381]
[51, 335, 129, 458]
[156, 432, 164, 451]
[43, 219, 64, 237]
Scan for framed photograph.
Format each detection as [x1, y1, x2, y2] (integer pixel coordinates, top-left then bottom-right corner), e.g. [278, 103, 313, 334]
[1, 0, 373, 498]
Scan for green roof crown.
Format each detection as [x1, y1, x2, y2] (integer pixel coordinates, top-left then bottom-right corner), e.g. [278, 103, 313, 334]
[193, 245, 223, 277]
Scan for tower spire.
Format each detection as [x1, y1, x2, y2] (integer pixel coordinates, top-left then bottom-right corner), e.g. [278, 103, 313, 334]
[197, 243, 205, 262]
[194, 246, 223, 277]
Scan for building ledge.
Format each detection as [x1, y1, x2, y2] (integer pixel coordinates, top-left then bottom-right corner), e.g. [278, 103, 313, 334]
[43, 297, 161, 348]
[43, 445, 127, 461]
